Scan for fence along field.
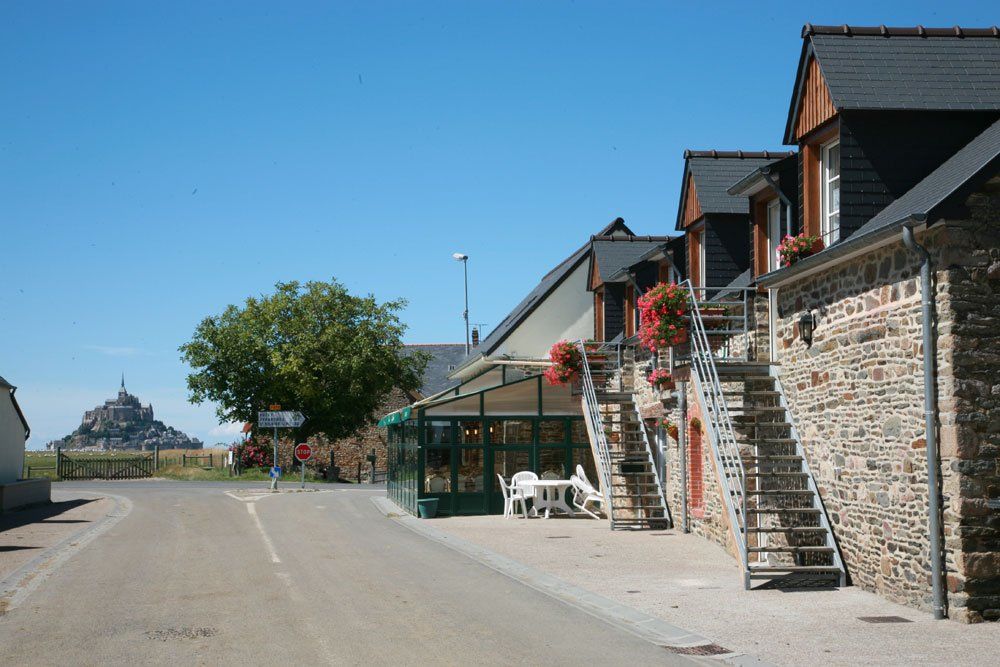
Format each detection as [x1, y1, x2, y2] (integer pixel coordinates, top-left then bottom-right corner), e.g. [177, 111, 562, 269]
[24, 448, 231, 480]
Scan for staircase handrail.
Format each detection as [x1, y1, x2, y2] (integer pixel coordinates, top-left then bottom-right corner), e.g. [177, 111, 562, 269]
[576, 340, 617, 525]
[634, 399, 673, 529]
[680, 280, 748, 568]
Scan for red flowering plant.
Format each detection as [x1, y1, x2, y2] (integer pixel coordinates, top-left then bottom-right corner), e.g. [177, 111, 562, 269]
[648, 368, 674, 390]
[230, 440, 272, 469]
[776, 233, 824, 267]
[658, 418, 679, 441]
[637, 282, 691, 352]
[543, 340, 583, 386]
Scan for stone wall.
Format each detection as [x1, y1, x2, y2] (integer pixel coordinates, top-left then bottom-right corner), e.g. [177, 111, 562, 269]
[773, 178, 1000, 621]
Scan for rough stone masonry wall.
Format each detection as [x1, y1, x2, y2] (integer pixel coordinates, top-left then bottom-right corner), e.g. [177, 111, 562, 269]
[632, 357, 736, 556]
[774, 180, 1000, 621]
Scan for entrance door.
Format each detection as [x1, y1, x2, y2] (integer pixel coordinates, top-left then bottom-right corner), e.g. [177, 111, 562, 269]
[766, 200, 782, 362]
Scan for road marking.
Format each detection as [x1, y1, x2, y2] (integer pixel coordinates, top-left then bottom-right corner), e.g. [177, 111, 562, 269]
[246, 502, 281, 563]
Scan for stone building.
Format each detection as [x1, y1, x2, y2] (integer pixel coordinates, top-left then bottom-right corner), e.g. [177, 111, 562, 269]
[643, 25, 1000, 622]
[48, 377, 203, 451]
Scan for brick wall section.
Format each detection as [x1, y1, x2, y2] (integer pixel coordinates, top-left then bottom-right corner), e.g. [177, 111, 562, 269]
[774, 180, 1000, 621]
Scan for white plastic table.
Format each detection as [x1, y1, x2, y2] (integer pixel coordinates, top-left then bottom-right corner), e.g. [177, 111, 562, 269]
[519, 479, 576, 519]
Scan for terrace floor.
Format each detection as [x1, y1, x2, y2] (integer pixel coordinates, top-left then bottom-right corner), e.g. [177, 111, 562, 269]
[425, 513, 1000, 666]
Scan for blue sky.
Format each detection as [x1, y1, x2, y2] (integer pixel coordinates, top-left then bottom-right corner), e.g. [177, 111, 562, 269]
[3, 1, 994, 448]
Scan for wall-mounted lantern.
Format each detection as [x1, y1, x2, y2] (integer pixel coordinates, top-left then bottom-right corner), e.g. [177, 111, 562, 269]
[799, 311, 816, 347]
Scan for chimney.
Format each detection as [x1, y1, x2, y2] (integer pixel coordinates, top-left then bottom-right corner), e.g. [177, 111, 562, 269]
[471, 327, 480, 347]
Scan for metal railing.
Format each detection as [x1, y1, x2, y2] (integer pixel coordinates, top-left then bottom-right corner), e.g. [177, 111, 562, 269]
[577, 340, 619, 528]
[630, 394, 673, 528]
[680, 279, 749, 572]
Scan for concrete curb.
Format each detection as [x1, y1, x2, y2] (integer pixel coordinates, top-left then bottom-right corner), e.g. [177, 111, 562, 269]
[370, 496, 771, 666]
[0, 491, 133, 615]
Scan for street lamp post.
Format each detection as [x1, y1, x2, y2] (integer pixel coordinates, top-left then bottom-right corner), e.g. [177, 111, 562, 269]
[453, 252, 470, 354]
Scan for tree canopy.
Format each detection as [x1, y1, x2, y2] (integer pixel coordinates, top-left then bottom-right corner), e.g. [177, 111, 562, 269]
[180, 280, 427, 439]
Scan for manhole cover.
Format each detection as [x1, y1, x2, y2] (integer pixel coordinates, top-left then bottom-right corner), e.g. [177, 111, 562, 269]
[664, 643, 731, 656]
[145, 627, 219, 641]
[858, 616, 912, 624]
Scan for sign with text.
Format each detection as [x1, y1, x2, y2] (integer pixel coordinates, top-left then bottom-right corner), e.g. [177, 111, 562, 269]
[257, 411, 306, 428]
[294, 443, 313, 462]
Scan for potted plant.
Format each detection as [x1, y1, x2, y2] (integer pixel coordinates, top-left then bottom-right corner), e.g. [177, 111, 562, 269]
[648, 368, 675, 392]
[543, 340, 583, 386]
[637, 282, 691, 352]
[659, 418, 679, 442]
[689, 416, 703, 434]
[603, 426, 621, 444]
[777, 233, 824, 267]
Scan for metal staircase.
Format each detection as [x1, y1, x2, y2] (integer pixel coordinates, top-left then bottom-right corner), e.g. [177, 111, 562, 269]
[578, 341, 671, 530]
[680, 280, 846, 588]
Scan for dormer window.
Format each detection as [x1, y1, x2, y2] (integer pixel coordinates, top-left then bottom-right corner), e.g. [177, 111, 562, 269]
[820, 139, 840, 244]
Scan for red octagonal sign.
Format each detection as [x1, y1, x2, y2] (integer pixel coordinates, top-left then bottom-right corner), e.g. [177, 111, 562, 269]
[294, 443, 313, 462]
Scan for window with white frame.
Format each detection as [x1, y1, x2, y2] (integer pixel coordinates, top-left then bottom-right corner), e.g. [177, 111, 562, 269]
[820, 139, 840, 244]
[766, 199, 781, 272]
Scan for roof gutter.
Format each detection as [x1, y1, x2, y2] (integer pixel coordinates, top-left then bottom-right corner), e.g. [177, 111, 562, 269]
[901, 217, 946, 620]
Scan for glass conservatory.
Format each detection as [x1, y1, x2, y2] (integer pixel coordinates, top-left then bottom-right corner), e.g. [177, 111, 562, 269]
[384, 370, 597, 516]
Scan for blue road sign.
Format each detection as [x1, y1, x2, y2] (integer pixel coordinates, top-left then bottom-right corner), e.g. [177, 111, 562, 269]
[269, 466, 282, 478]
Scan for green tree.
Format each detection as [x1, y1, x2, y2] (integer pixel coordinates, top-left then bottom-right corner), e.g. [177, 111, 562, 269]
[180, 280, 427, 439]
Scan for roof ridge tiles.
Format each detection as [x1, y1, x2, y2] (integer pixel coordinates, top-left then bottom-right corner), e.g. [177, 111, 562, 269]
[683, 150, 795, 160]
[802, 23, 1000, 38]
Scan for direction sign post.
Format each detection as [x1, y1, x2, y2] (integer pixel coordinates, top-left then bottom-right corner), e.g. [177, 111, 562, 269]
[294, 443, 313, 489]
[258, 410, 306, 491]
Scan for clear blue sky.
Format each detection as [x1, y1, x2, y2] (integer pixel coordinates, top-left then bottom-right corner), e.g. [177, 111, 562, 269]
[3, 1, 993, 448]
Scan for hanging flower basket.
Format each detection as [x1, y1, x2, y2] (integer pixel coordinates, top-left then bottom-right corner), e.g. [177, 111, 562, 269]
[648, 368, 675, 392]
[777, 233, 824, 267]
[637, 282, 691, 352]
[658, 418, 679, 442]
[543, 340, 582, 386]
[689, 416, 703, 434]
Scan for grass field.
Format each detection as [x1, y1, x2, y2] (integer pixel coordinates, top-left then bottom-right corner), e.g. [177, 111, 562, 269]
[22, 448, 334, 484]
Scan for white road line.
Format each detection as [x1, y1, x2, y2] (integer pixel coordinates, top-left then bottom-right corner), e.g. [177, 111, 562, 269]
[246, 502, 281, 563]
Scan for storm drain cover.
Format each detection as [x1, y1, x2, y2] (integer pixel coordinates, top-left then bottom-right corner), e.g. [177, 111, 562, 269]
[546, 535, 572, 539]
[664, 643, 731, 656]
[857, 616, 912, 624]
[145, 627, 219, 641]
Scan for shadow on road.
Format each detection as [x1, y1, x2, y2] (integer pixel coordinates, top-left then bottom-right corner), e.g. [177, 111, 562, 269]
[0, 498, 98, 534]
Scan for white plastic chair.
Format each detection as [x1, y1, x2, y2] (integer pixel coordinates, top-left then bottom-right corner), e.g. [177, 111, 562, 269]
[541, 469, 561, 480]
[510, 471, 538, 501]
[427, 475, 448, 493]
[576, 464, 595, 491]
[497, 474, 528, 519]
[570, 474, 605, 520]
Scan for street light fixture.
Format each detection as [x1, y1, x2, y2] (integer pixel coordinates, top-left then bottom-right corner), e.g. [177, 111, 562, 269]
[453, 253, 470, 354]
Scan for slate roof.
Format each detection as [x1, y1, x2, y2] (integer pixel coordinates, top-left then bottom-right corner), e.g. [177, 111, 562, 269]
[859, 117, 1000, 233]
[759, 116, 1000, 287]
[785, 24, 1000, 142]
[592, 238, 672, 283]
[677, 151, 793, 229]
[404, 344, 467, 397]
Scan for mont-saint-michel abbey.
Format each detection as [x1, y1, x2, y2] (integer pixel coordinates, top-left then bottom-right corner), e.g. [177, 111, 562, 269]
[46, 377, 203, 451]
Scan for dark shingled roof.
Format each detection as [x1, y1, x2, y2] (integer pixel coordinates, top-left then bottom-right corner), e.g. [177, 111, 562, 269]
[859, 116, 1000, 233]
[404, 344, 467, 397]
[592, 238, 672, 283]
[785, 25, 1000, 143]
[760, 116, 1000, 287]
[676, 152, 792, 228]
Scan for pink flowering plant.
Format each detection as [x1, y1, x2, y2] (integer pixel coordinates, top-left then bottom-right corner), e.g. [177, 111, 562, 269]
[776, 233, 824, 267]
[230, 440, 272, 469]
[637, 282, 690, 352]
[648, 368, 674, 390]
[543, 340, 583, 386]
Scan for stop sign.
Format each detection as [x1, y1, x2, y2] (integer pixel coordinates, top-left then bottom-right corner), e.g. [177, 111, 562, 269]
[294, 443, 313, 462]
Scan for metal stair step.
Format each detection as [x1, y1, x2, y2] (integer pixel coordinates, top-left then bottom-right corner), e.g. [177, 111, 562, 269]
[743, 489, 814, 496]
[746, 526, 828, 533]
[746, 507, 822, 514]
[747, 566, 842, 574]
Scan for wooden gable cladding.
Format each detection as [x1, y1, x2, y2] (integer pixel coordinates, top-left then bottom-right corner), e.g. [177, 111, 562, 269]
[794, 57, 837, 141]
[681, 172, 703, 227]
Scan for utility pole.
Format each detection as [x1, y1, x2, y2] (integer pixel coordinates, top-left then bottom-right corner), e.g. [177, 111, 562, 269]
[453, 252, 470, 354]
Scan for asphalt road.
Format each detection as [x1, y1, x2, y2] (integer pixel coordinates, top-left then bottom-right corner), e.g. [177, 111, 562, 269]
[0, 481, 689, 666]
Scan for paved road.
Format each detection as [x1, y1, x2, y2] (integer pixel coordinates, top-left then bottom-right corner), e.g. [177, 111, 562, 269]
[0, 481, 688, 665]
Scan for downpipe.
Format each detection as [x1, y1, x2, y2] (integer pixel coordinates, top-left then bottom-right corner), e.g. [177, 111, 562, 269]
[902, 222, 946, 620]
[678, 381, 689, 533]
